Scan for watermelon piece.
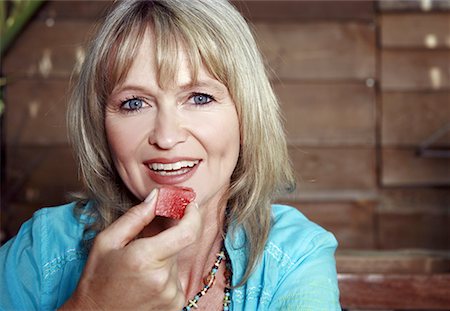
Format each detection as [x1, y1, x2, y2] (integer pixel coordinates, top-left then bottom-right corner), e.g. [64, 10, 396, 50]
[155, 186, 196, 219]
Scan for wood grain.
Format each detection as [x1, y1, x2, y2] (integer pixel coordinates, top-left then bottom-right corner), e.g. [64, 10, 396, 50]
[3, 20, 93, 78]
[382, 148, 450, 186]
[232, 0, 375, 22]
[38, 0, 112, 20]
[381, 92, 450, 146]
[276, 83, 376, 146]
[339, 273, 450, 309]
[38, 1, 375, 23]
[289, 147, 376, 191]
[6, 146, 81, 205]
[379, 0, 450, 12]
[379, 188, 450, 213]
[5, 80, 71, 145]
[337, 249, 450, 274]
[255, 22, 376, 80]
[378, 210, 449, 249]
[381, 50, 450, 91]
[381, 13, 450, 49]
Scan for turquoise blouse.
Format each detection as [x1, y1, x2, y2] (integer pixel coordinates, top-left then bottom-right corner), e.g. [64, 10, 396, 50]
[0, 203, 341, 310]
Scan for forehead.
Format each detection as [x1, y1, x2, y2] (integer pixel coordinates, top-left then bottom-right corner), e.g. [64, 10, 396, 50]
[114, 27, 221, 92]
[125, 29, 185, 85]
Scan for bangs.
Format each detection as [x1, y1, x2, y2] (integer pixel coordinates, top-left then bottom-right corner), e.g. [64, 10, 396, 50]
[155, 16, 229, 89]
[102, 27, 144, 97]
[98, 1, 230, 100]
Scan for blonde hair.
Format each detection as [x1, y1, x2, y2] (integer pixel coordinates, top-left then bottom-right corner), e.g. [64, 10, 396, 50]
[68, 0, 295, 286]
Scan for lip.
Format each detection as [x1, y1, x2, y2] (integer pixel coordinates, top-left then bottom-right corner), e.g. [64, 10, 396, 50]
[144, 157, 201, 185]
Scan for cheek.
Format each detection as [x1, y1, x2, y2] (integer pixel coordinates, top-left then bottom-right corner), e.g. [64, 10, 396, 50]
[105, 116, 142, 163]
[202, 111, 240, 163]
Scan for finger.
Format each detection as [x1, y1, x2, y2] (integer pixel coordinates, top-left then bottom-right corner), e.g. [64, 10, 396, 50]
[98, 188, 159, 249]
[158, 261, 185, 306]
[135, 201, 201, 260]
[169, 264, 186, 309]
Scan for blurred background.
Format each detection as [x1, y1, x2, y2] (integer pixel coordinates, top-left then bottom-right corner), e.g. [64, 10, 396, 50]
[1, 0, 449, 309]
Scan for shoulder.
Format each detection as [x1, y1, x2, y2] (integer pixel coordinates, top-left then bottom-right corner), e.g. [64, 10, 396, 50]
[17, 202, 87, 251]
[26, 202, 89, 282]
[227, 204, 338, 272]
[1, 200, 88, 273]
[264, 204, 341, 310]
[2, 201, 85, 251]
[0, 202, 88, 310]
[30, 201, 79, 226]
[228, 204, 340, 309]
[268, 204, 338, 260]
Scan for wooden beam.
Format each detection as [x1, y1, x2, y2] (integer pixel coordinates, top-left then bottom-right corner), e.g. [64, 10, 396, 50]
[339, 273, 450, 309]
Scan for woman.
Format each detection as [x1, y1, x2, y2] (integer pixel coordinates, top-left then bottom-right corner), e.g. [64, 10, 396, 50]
[0, 0, 340, 310]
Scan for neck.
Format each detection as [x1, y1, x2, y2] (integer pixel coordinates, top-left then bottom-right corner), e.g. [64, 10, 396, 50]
[177, 197, 227, 296]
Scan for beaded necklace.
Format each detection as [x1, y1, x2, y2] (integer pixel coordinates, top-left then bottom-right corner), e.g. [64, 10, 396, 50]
[182, 247, 232, 311]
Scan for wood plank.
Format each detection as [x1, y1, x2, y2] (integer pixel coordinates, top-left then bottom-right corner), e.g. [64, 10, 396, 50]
[276, 200, 376, 249]
[379, 188, 450, 213]
[289, 147, 376, 191]
[378, 210, 449, 249]
[381, 92, 450, 146]
[379, 0, 450, 12]
[39, 0, 375, 23]
[38, 1, 375, 23]
[5, 80, 70, 145]
[339, 273, 450, 310]
[381, 50, 450, 90]
[6, 146, 82, 205]
[337, 249, 450, 274]
[381, 13, 450, 48]
[6, 11, 376, 81]
[255, 22, 376, 80]
[377, 188, 450, 250]
[3, 20, 94, 78]
[276, 83, 376, 146]
[38, 0, 112, 20]
[232, 1, 375, 22]
[278, 190, 378, 202]
[382, 148, 450, 186]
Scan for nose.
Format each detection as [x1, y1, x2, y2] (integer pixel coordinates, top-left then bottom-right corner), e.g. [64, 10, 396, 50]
[148, 108, 187, 149]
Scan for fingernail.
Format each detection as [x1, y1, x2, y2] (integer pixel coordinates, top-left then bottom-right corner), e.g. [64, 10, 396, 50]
[193, 202, 199, 209]
[144, 188, 158, 203]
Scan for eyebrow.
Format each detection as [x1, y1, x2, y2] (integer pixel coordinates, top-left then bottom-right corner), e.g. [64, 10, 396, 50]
[179, 79, 227, 94]
[111, 84, 152, 96]
[112, 78, 227, 97]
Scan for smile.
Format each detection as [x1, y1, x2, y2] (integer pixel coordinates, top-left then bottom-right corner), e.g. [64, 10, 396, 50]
[148, 160, 199, 176]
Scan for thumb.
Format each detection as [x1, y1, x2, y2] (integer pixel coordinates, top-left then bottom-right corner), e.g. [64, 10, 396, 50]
[98, 188, 159, 249]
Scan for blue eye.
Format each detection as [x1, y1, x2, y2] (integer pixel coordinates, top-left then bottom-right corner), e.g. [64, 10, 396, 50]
[191, 93, 214, 105]
[122, 98, 143, 110]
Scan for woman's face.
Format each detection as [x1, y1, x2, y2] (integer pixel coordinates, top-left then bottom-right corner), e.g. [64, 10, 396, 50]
[105, 29, 240, 209]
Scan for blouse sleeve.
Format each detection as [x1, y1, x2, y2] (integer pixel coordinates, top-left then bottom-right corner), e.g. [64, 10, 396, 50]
[0, 215, 44, 310]
[268, 231, 341, 311]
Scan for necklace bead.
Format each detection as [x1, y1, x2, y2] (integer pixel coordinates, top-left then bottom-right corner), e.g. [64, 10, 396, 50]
[181, 248, 231, 311]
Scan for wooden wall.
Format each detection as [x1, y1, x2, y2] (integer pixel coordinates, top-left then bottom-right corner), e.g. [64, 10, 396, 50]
[2, 1, 449, 252]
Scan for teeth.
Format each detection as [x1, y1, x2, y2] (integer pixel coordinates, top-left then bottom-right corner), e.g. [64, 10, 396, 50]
[158, 168, 190, 176]
[150, 160, 199, 171]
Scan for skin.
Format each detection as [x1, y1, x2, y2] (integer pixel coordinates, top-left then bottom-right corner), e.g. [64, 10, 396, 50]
[61, 193, 200, 310]
[61, 27, 240, 310]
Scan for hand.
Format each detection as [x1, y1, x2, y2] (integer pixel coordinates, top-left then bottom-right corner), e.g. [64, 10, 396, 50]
[60, 189, 201, 311]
